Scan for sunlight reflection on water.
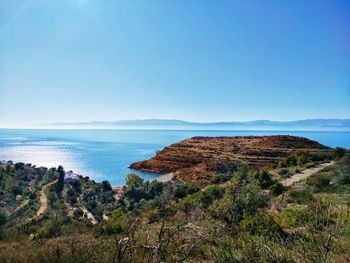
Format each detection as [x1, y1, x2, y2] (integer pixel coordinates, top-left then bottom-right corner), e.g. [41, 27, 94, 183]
[0, 145, 85, 172]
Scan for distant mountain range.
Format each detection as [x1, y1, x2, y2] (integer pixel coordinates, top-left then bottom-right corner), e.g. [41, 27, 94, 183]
[50, 119, 350, 131]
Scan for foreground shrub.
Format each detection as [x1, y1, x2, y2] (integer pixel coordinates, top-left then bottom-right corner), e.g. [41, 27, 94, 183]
[307, 172, 331, 192]
[210, 168, 268, 231]
[275, 204, 308, 228]
[287, 188, 313, 204]
[269, 182, 285, 196]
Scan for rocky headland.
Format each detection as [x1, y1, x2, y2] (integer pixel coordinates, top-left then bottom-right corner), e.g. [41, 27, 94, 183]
[130, 135, 332, 185]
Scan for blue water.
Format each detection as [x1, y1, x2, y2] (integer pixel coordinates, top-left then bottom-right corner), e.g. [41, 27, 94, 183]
[0, 129, 349, 186]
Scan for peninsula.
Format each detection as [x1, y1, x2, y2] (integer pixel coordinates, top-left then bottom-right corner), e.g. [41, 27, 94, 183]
[130, 135, 332, 185]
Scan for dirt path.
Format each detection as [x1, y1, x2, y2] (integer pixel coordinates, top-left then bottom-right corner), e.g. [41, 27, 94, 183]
[32, 180, 58, 219]
[64, 200, 76, 217]
[281, 162, 334, 187]
[0, 241, 18, 249]
[80, 206, 98, 225]
[77, 197, 98, 225]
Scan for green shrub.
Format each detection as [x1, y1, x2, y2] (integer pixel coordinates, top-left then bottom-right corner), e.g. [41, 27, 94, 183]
[174, 186, 187, 198]
[338, 172, 350, 185]
[333, 147, 346, 160]
[209, 174, 231, 185]
[125, 173, 144, 188]
[193, 185, 224, 208]
[304, 162, 316, 169]
[174, 183, 199, 199]
[287, 188, 313, 204]
[269, 183, 285, 196]
[239, 214, 282, 237]
[254, 169, 274, 189]
[275, 204, 307, 228]
[209, 175, 222, 184]
[307, 173, 331, 191]
[210, 171, 268, 230]
[278, 168, 289, 176]
[178, 198, 197, 214]
[96, 222, 123, 236]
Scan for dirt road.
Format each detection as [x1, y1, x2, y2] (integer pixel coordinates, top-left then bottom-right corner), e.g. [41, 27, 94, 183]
[281, 162, 334, 187]
[33, 180, 58, 219]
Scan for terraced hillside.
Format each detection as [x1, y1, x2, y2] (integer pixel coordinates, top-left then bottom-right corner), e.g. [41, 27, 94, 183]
[130, 135, 332, 185]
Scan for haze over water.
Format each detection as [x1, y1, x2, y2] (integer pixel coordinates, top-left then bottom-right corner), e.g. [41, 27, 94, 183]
[0, 129, 348, 186]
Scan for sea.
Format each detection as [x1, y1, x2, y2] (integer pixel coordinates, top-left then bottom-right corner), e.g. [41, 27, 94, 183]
[0, 129, 349, 186]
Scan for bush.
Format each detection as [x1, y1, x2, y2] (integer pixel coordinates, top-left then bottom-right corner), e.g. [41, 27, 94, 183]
[174, 186, 187, 199]
[209, 175, 222, 184]
[186, 184, 199, 195]
[254, 169, 274, 189]
[125, 174, 144, 188]
[278, 168, 289, 176]
[338, 172, 350, 185]
[96, 221, 123, 236]
[193, 186, 224, 208]
[174, 183, 199, 198]
[209, 174, 231, 185]
[307, 173, 331, 191]
[269, 183, 284, 196]
[210, 169, 268, 230]
[239, 214, 283, 237]
[38, 220, 61, 238]
[287, 189, 313, 204]
[178, 198, 197, 214]
[333, 147, 346, 160]
[275, 204, 307, 228]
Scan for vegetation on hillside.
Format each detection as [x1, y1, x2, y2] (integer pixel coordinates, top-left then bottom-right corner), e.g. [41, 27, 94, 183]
[0, 146, 349, 262]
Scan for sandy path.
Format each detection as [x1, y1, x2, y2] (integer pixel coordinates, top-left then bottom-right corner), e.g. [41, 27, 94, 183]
[281, 162, 334, 187]
[33, 180, 58, 218]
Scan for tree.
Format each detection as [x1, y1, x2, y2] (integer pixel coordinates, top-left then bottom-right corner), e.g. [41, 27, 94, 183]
[14, 162, 25, 170]
[55, 165, 65, 195]
[101, 180, 112, 192]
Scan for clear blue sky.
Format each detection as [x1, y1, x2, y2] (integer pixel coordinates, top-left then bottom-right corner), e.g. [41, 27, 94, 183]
[1, 0, 349, 127]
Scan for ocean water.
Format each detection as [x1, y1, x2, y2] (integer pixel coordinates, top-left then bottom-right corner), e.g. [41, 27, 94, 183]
[0, 129, 349, 186]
